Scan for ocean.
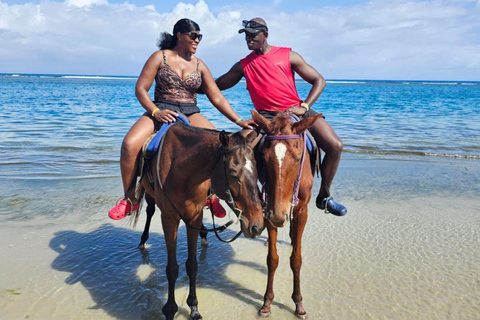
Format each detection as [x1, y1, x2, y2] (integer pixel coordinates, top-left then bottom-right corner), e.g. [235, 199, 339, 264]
[1, 73, 479, 319]
[0, 73, 479, 220]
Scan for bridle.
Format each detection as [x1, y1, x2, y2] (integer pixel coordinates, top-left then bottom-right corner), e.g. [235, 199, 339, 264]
[261, 131, 307, 217]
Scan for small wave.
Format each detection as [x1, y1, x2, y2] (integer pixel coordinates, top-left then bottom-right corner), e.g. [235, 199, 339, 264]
[2, 174, 119, 180]
[326, 80, 366, 84]
[61, 75, 136, 80]
[421, 82, 459, 85]
[344, 149, 480, 160]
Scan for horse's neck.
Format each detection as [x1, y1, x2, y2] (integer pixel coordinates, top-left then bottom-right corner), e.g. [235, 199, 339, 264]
[172, 128, 219, 178]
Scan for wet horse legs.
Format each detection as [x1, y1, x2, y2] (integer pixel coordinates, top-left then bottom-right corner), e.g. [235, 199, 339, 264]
[290, 206, 308, 318]
[185, 217, 202, 320]
[161, 214, 180, 320]
[259, 224, 279, 317]
[137, 194, 207, 249]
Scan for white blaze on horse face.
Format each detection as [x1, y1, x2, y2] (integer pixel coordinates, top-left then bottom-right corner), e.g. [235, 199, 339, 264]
[245, 157, 254, 174]
[274, 143, 287, 179]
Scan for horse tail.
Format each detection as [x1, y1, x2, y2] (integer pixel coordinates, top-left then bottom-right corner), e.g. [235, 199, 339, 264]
[131, 181, 145, 228]
[128, 153, 146, 228]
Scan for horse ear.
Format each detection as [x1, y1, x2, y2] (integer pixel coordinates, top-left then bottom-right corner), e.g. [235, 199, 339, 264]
[291, 113, 323, 134]
[219, 130, 232, 148]
[244, 129, 259, 145]
[251, 110, 273, 135]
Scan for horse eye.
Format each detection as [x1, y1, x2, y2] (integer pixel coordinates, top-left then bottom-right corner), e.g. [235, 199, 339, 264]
[231, 175, 241, 183]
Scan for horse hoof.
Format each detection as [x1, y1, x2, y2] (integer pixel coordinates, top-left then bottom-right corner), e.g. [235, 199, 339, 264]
[295, 311, 308, 319]
[189, 312, 202, 320]
[138, 243, 146, 250]
[258, 307, 271, 317]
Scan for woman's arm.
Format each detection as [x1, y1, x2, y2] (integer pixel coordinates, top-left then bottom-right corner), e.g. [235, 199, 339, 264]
[135, 51, 178, 123]
[198, 59, 253, 129]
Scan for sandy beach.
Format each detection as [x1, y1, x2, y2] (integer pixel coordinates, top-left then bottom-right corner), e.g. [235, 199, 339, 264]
[1, 154, 479, 320]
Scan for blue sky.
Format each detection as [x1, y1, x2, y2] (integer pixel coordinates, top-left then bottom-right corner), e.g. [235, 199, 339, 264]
[1, 0, 479, 80]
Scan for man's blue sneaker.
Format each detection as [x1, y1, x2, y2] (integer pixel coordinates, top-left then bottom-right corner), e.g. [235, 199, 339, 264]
[316, 196, 347, 216]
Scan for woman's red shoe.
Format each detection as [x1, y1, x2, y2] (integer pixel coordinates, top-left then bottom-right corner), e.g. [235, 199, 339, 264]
[109, 199, 140, 220]
[206, 198, 227, 218]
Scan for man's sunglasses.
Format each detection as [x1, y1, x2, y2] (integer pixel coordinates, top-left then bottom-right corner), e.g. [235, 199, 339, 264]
[242, 20, 268, 30]
[185, 32, 203, 41]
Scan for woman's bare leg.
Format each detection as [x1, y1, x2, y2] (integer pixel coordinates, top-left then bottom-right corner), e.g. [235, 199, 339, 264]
[120, 114, 156, 202]
[187, 113, 216, 129]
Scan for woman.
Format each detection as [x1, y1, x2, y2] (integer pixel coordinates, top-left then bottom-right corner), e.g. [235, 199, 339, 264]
[109, 18, 253, 220]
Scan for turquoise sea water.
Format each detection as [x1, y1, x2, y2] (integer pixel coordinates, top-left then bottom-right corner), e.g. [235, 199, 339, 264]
[1, 74, 479, 219]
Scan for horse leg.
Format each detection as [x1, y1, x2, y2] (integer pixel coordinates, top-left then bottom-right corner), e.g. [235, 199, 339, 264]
[259, 223, 279, 317]
[290, 205, 308, 319]
[199, 223, 209, 246]
[161, 214, 180, 320]
[138, 193, 155, 249]
[185, 218, 202, 320]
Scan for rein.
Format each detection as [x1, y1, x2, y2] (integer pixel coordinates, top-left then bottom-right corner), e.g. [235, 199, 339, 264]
[209, 144, 245, 243]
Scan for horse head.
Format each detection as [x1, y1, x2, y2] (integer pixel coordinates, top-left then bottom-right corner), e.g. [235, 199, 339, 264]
[251, 110, 323, 228]
[211, 130, 265, 238]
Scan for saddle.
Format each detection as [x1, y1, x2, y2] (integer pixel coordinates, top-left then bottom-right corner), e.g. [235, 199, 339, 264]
[139, 114, 191, 187]
[142, 114, 191, 159]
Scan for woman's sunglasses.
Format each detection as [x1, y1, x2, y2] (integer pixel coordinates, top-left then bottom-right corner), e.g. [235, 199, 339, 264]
[242, 20, 267, 29]
[185, 32, 203, 41]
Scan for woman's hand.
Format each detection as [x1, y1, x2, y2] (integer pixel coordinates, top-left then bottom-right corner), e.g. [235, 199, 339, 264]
[153, 109, 178, 123]
[284, 106, 307, 116]
[236, 118, 255, 130]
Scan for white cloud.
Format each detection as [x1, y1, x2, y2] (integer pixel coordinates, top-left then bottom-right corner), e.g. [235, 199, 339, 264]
[0, 0, 479, 80]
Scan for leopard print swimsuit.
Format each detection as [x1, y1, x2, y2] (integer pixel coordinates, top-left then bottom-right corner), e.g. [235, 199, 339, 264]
[154, 51, 202, 104]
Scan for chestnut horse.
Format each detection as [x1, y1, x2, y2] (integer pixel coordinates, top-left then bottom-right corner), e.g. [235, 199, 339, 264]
[133, 123, 265, 320]
[251, 110, 323, 319]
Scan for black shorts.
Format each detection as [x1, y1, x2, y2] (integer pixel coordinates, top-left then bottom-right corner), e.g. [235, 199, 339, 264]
[153, 99, 200, 116]
[145, 99, 200, 130]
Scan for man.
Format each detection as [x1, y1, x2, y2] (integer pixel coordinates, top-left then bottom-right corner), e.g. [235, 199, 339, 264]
[215, 17, 347, 216]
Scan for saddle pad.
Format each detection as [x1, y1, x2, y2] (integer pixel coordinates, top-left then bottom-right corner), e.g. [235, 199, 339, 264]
[143, 114, 190, 159]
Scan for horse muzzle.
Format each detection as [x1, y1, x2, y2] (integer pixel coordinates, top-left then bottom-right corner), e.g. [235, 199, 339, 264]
[265, 209, 289, 228]
[240, 217, 265, 238]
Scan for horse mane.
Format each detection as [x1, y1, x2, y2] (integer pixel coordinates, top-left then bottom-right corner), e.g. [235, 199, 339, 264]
[174, 122, 248, 146]
[270, 113, 293, 135]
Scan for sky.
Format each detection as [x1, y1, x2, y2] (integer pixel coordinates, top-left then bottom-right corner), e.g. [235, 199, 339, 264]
[0, 0, 479, 80]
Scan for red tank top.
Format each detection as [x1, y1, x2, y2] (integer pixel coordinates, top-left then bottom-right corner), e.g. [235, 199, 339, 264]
[241, 46, 302, 112]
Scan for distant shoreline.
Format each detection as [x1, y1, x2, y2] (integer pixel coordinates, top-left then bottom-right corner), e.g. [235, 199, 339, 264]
[1, 73, 479, 84]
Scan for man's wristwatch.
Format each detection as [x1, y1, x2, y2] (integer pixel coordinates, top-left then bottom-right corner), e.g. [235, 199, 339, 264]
[300, 102, 310, 111]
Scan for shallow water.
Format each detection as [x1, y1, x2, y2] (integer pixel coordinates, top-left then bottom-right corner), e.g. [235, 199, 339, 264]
[1, 191, 479, 320]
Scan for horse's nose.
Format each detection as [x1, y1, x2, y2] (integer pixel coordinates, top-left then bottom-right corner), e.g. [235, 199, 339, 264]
[267, 210, 288, 228]
[250, 222, 263, 238]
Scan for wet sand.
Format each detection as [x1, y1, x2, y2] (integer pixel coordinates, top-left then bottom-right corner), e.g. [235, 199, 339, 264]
[1, 155, 479, 319]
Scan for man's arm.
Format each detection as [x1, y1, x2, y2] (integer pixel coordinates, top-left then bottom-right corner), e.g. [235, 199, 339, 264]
[290, 50, 326, 110]
[215, 61, 245, 91]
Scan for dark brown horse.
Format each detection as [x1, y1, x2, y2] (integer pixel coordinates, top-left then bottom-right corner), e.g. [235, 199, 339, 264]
[251, 110, 323, 319]
[133, 123, 265, 320]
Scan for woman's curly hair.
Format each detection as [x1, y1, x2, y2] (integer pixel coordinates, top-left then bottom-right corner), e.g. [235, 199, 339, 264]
[157, 18, 201, 50]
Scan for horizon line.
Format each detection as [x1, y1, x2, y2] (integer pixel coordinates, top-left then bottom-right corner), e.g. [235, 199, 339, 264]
[1, 72, 479, 83]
